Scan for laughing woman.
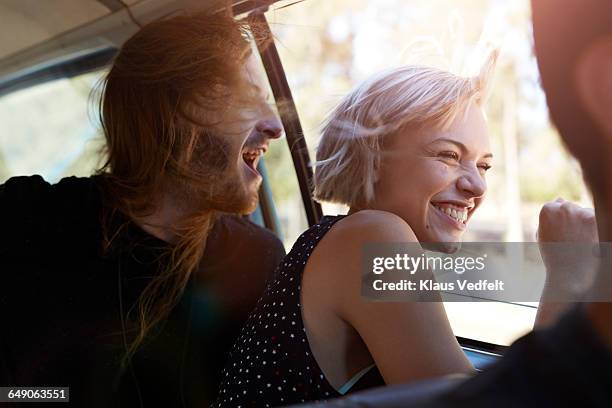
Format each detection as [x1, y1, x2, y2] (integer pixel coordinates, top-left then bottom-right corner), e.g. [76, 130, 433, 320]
[212, 54, 500, 407]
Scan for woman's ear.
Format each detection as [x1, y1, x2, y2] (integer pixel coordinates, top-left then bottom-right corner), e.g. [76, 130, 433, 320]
[575, 36, 612, 139]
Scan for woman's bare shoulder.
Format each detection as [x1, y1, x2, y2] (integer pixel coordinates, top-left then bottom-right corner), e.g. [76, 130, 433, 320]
[330, 210, 418, 244]
[308, 210, 418, 272]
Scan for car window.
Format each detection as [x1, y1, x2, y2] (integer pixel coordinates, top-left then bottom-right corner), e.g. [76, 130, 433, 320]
[0, 70, 106, 184]
[265, 0, 591, 346]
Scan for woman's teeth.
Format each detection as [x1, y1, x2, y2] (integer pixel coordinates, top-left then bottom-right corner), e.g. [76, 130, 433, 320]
[433, 204, 468, 223]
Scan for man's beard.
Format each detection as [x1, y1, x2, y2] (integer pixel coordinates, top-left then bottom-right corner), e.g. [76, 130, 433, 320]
[207, 171, 260, 214]
[174, 132, 260, 215]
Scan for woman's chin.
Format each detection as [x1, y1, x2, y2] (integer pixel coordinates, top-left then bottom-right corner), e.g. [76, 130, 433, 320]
[425, 241, 462, 254]
[421, 231, 464, 253]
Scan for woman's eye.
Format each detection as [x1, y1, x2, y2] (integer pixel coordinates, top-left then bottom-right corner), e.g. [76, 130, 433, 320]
[439, 151, 460, 161]
[478, 164, 492, 172]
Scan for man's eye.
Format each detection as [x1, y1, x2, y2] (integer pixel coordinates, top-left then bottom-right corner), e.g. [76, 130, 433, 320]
[478, 164, 492, 172]
[439, 151, 459, 160]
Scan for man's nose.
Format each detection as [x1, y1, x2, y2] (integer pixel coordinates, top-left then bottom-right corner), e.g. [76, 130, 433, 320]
[255, 117, 283, 140]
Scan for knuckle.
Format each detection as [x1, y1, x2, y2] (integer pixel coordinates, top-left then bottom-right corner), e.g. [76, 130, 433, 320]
[584, 213, 596, 224]
[540, 202, 558, 220]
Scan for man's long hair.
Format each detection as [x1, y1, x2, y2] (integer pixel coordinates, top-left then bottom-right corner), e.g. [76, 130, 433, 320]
[95, 10, 266, 365]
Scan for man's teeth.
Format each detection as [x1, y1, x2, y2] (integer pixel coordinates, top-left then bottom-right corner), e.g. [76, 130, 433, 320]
[433, 204, 468, 223]
[242, 148, 263, 160]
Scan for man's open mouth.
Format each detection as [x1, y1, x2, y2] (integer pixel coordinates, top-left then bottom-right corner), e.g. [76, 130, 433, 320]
[242, 148, 265, 175]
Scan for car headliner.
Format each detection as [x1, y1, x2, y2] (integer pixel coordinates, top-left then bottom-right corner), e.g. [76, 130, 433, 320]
[0, 0, 282, 89]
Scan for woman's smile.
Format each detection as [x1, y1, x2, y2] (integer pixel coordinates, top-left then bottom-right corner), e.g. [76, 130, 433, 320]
[430, 202, 470, 231]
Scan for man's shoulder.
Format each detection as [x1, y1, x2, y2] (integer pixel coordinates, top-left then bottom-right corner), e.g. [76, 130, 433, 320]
[1, 174, 102, 220]
[1, 174, 98, 201]
[0, 175, 103, 248]
[1, 174, 50, 197]
[213, 214, 285, 252]
[200, 215, 286, 300]
[437, 307, 612, 407]
[204, 215, 285, 279]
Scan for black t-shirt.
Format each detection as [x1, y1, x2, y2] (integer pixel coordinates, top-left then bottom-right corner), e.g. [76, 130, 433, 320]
[0, 175, 285, 407]
[432, 305, 612, 408]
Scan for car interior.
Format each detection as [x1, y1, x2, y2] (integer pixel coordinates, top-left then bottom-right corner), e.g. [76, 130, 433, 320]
[1, 0, 565, 405]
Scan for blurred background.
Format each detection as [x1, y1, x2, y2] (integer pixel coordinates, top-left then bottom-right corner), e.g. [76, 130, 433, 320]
[0, 0, 591, 346]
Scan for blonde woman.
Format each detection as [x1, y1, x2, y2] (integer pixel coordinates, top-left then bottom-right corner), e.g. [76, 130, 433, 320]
[214, 55, 499, 407]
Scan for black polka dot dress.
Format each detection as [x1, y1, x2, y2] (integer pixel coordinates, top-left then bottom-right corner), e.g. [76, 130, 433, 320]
[211, 215, 383, 408]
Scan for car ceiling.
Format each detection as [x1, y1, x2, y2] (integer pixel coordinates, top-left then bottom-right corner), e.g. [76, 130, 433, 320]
[0, 0, 143, 61]
[0, 0, 280, 88]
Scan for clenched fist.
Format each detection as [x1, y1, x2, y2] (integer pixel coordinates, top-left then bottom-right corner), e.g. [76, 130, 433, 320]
[537, 198, 598, 243]
[537, 198, 599, 293]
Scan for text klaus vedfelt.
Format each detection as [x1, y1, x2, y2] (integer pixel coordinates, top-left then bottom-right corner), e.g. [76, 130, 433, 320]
[371, 254, 505, 292]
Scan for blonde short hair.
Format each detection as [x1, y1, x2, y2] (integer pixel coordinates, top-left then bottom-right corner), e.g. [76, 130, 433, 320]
[313, 51, 498, 207]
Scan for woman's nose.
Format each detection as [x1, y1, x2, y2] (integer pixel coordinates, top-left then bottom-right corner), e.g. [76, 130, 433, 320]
[457, 169, 487, 198]
[255, 118, 283, 139]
